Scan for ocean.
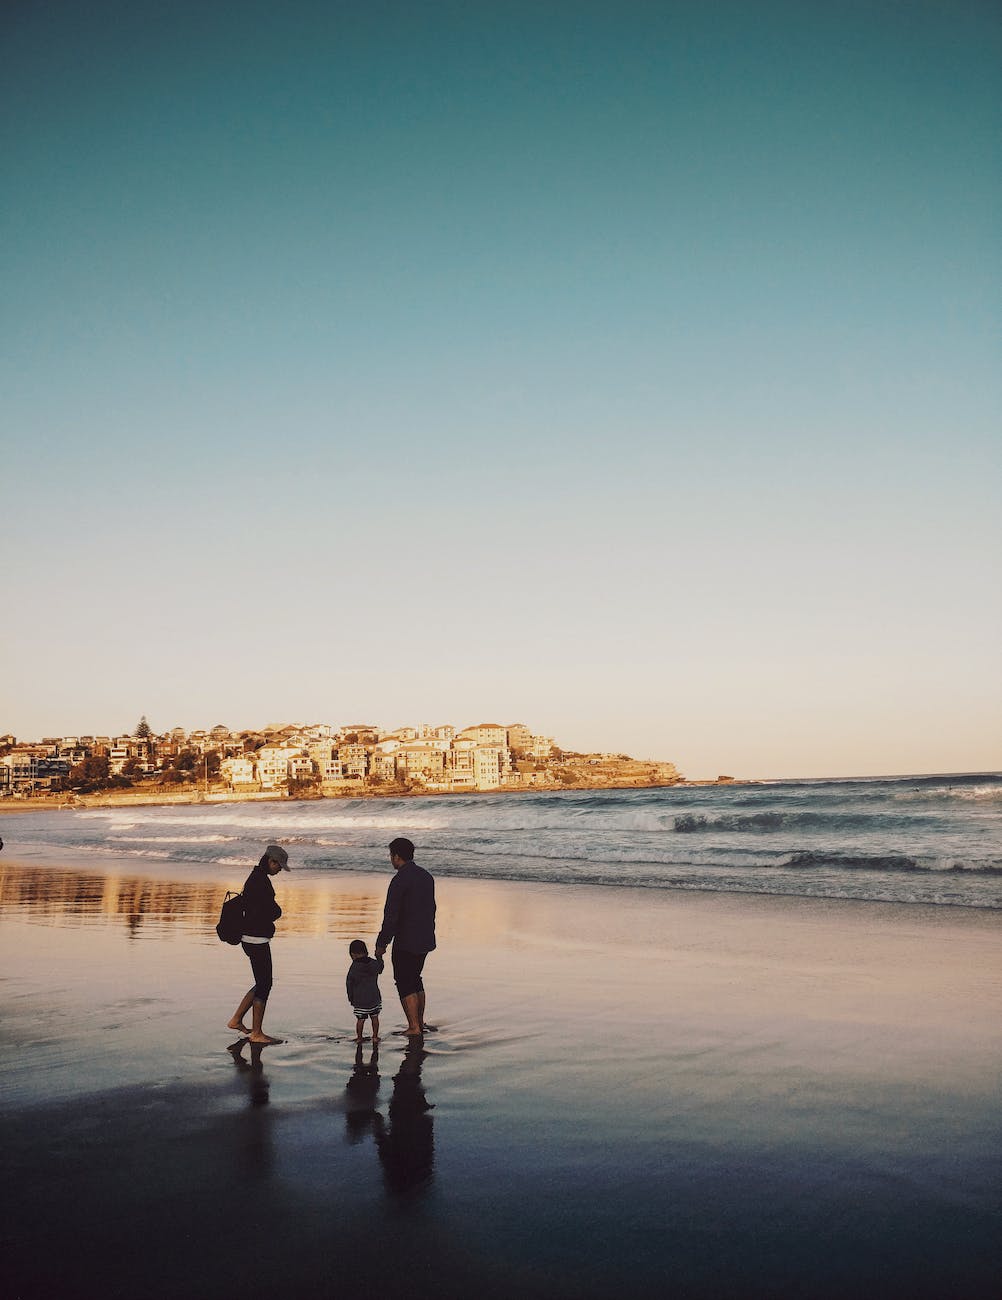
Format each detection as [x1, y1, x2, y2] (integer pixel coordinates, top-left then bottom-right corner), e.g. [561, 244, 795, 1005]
[7, 771, 1001, 909]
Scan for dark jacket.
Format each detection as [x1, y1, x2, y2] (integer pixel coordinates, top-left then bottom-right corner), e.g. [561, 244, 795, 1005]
[242, 865, 282, 939]
[346, 955, 384, 1008]
[376, 860, 436, 954]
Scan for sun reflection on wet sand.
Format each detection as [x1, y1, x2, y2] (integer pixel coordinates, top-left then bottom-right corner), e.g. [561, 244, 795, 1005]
[0, 859, 386, 939]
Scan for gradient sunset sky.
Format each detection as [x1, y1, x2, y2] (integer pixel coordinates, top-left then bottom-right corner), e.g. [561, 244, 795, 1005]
[3, 2, 999, 778]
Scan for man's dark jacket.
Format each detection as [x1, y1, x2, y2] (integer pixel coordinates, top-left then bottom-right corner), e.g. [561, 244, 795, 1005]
[376, 860, 436, 953]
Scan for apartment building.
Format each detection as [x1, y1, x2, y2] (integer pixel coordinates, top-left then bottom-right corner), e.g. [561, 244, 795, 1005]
[459, 723, 508, 748]
[369, 750, 398, 781]
[506, 723, 533, 752]
[256, 746, 303, 789]
[0, 752, 71, 792]
[447, 741, 477, 788]
[472, 744, 505, 790]
[399, 745, 447, 780]
[337, 744, 369, 779]
[108, 736, 156, 775]
[221, 756, 257, 787]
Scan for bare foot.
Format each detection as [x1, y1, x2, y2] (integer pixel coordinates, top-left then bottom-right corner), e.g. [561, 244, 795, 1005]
[227, 1020, 250, 1034]
[248, 1033, 282, 1044]
[371, 1035, 380, 1043]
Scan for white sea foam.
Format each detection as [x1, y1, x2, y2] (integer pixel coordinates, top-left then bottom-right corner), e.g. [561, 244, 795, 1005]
[109, 834, 238, 844]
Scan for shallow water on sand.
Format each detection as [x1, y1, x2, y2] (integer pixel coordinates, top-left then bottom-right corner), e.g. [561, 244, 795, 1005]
[2, 861, 1000, 1298]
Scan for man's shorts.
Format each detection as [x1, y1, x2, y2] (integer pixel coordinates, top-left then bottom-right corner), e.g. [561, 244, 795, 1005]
[391, 948, 427, 997]
[353, 1004, 382, 1021]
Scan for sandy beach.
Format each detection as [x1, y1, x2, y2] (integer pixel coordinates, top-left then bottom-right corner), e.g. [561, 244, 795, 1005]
[1, 851, 1000, 1299]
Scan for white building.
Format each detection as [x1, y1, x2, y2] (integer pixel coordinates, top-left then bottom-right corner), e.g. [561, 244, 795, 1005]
[473, 745, 505, 790]
[256, 746, 302, 790]
[221, 756, 257, 787]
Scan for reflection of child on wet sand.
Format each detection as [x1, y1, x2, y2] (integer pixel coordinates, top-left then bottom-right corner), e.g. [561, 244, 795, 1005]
[347, 940, 383, 1042]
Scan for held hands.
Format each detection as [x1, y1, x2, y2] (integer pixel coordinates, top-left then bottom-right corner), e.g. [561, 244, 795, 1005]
[375, 944, 386, 958]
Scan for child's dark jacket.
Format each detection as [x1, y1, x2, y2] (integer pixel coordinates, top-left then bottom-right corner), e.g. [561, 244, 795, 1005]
[346, 955, 384, 1007]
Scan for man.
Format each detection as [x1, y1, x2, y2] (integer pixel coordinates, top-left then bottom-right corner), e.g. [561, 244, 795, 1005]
[375, 837, 436, 1037]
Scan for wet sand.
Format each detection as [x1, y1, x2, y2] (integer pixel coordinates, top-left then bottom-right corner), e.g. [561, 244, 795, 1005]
[1, 854, 1000, 1299]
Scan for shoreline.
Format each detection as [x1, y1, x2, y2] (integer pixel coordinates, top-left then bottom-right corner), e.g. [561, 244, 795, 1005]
[0, 775, 712, 816]
[4, 844, 999, 916]
[2, 768, 994, 817]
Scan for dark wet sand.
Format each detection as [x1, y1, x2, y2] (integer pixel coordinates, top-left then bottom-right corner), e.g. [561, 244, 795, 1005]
[1, 856, 1000, 1299]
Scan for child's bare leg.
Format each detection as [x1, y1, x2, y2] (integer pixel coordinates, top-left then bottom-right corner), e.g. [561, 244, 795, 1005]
[228, 987, 255, 1033]
[355, 1017, 364, 1042]
[371, 1013, 380, 1042]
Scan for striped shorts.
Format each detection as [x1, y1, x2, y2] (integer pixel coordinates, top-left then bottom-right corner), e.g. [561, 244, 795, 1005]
[353, 1003, 381, 1020]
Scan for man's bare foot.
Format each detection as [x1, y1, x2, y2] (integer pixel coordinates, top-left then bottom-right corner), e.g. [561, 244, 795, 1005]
[227, 1020, 250, 1034]
[371, 1035, 380, 1043]
[248, 1033, 282, 1044]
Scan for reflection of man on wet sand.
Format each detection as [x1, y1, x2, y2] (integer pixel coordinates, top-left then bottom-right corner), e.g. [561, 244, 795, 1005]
[374, 838, 436, 1037]
[376, 1039, 435, 1196]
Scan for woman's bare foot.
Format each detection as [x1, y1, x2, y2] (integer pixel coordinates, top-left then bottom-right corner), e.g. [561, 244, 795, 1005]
[248, 1032, 282, 1044]
[227, 1019, 250, 1034]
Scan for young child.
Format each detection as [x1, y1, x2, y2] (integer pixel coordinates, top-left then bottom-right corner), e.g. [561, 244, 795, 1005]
[346, 939, 383, 1042]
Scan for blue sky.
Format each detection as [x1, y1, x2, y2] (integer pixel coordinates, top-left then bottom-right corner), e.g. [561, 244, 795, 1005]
[3, 1, 999, 777]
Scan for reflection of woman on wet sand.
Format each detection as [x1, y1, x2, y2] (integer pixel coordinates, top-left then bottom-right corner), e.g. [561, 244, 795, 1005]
[227, 844, 289, 1044]
[228, 1038, 270, 1106]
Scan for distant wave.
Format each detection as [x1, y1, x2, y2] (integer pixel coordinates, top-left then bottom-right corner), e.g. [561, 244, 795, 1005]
[671, 812, 875, 833]
[675, 812, 787, 833]
[783, 850, 920, 872]
[776, 851, 1002, 875]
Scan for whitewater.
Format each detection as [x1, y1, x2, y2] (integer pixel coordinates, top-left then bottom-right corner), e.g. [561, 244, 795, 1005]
[5, 772, 1002, 909]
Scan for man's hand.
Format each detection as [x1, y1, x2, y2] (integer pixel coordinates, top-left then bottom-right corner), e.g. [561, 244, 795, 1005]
[375, 945, 386, 958]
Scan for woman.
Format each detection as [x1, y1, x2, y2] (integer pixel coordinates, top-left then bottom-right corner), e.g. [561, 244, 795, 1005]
[227, 843, 289, 1044]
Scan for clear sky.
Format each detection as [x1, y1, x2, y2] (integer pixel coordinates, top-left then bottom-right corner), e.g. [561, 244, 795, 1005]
[3, 1, 1000, 778]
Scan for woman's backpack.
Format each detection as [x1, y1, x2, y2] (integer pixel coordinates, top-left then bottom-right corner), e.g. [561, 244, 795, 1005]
[216, 891, 245, 945]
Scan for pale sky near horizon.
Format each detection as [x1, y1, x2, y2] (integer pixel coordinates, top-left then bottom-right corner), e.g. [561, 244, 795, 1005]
[3, 2, 1000, 779]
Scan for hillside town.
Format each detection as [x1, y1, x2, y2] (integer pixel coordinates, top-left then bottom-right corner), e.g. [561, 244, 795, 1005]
[0, 718, 682, 802]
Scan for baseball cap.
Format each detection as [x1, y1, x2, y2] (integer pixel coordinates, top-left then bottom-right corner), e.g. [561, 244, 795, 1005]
[265, 844, 290, 869]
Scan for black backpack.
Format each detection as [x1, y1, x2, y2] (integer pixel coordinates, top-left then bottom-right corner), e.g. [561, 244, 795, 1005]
[216, 891, 245, 945]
